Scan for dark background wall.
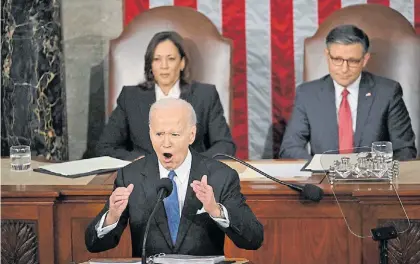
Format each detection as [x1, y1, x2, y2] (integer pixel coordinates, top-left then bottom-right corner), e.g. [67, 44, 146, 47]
[1, 0, 68, 160]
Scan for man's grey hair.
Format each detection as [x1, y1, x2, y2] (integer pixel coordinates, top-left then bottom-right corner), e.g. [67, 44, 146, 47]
[326, 24, 370, 54]
[149, 98, 197, 126]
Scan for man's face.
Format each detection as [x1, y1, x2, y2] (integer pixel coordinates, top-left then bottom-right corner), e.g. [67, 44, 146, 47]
[325, 43, 370, 87]
[149, 105, 196, 170]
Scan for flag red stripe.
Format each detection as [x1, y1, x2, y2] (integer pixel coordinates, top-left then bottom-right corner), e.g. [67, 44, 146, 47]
[416, 0, 420, 34]
[367, 0, 390, 5]
[124, 0, 149, 26]
[222, 1, 248, 159]
[174, 0, 197, 9]
[271, 0, 295, 158]
[318, 0, 341, 25]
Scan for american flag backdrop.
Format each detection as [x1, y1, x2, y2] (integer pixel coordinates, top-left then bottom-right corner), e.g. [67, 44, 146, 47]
[123, 0, 420, 160]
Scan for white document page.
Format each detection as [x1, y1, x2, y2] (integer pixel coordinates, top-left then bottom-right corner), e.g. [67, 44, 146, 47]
[36, 156, 130, 176]
[238, 162, 312, 181]
[304, 153, 359, 171]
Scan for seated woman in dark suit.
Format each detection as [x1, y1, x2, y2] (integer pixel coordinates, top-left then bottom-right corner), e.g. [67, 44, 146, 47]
[95, 31, 236, 160]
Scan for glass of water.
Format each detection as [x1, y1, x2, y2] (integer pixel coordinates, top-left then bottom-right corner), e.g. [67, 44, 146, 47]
[10, 145, 31, 171]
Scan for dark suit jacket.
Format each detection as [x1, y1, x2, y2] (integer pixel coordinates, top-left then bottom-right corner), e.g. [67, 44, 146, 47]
[280, 72, 417, 161]
[85, 150, 264, 257]
[96, 81, 236, 160]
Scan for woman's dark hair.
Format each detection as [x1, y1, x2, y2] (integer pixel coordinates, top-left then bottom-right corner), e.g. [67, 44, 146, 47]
[141, 31, 191, 90]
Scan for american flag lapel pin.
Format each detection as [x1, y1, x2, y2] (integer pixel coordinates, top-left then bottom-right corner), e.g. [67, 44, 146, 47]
[366, 92, 371, 97]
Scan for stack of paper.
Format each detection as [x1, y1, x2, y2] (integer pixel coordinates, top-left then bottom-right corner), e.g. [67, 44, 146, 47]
[153, 254, 225, 264]
[89, 260, 141, 264]
[88, 255, 225, 264]
[33, 156, 130, 178]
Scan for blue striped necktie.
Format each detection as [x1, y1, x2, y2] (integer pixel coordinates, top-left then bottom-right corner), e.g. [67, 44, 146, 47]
[163, 170, 180, 245]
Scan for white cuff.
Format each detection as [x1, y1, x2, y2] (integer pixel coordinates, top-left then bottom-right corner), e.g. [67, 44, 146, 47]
[209, 203, 230, 228]
[95, 211, 119, 238]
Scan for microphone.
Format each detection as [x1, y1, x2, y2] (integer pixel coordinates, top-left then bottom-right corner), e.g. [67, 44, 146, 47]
[142, 178, 173, 264]
[212, 153, 324, 202]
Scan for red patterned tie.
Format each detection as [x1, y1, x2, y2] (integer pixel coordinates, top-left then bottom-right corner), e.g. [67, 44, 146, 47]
[338, 88, 353, 153]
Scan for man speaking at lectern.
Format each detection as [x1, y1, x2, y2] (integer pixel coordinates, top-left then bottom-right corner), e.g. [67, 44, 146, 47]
[85, 98, 263, 257]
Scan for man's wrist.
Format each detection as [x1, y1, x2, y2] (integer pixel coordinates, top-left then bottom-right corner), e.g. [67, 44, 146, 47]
[104, 211, 119, 226]
[208, 203, 222, 218]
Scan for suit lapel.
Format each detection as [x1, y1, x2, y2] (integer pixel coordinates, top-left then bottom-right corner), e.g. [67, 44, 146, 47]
[354, 72, 375, 147]
[138, 88, 156, 114]
[180, 82, 193, 103]
[140, 154, 173, 249]
[319, 76, 339, 151]
[173, 151, 205, 252]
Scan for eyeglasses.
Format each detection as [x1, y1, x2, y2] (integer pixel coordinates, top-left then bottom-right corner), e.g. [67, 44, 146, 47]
[328, 53, 364, 68]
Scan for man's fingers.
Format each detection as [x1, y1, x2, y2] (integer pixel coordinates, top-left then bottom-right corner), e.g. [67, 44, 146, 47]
[195, 192, 206, 200]
[114, 200, 124, 207]
[114, 186, 129, 192]
[196, 193, 204, 201]
[112, 193, 131, 201]
[126, 184, 134, 193]
[114, 199, 128, 211]
[201, 175, 208, 186]
[191, 180, 201, 187]
[109, 185, 132, 218]
[118, 199, 128, 208]
[192, 184, 207, 194]
[111, 186, 133, 204]
[114, 185, 134, 195]
[113, 192, 131, 199]
[113, 194, 130, 202]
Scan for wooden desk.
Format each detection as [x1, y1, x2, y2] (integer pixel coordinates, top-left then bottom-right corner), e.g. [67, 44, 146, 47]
[79, 258, 251, 263]
[2, 159, 420, 264]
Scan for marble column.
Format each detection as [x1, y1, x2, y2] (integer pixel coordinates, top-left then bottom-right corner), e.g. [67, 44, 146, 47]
[1, 0, 68, 160]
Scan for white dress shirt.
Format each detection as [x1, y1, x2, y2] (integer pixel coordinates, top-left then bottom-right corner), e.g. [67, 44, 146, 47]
[96, 150, 229, 238]
[333, 74, 361, 132]
[155, 80, 181, 100]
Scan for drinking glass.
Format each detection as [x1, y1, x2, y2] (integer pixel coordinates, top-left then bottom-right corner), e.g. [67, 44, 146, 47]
[10, 145, 31, 171]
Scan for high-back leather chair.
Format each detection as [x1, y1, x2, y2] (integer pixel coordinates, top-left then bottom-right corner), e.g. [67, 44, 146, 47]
[304, 4, 420, 155]
[107, 6, 232, 124]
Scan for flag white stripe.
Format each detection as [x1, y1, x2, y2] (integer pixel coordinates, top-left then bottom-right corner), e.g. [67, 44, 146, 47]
[197, 0, 223, 33]
[139, 0, 417, 159]
[293, 0, 318, 86]
[390, 0, 415, 27]
[245, 0, 272, 159]
[149, 0, 173, 8]
[341, 0, 367, 7]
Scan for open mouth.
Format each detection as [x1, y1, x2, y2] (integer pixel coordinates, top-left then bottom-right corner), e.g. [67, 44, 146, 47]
[163, 153, 173, 162]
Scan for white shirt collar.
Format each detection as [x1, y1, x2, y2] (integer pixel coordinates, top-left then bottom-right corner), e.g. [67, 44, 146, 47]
[157, 150, 192, 184]
[333, 74, 361, 97]
[155, 80, 181, 101]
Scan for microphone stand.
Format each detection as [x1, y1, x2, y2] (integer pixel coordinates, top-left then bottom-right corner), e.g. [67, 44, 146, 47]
[212, 153, 302, 191]
[212, 153, 324, 202]
[379, 239, 389, 264]
[371, 226, 398, 264]
[142, 191, 166, 264]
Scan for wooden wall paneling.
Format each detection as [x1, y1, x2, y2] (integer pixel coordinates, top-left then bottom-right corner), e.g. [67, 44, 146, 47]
[55, 200, 132, 264]
[362, 203, 420, 264]
[1, 201, 56, 264]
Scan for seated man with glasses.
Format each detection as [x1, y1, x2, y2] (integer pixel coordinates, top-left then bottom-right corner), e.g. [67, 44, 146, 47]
[279, 24, 417, 160]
